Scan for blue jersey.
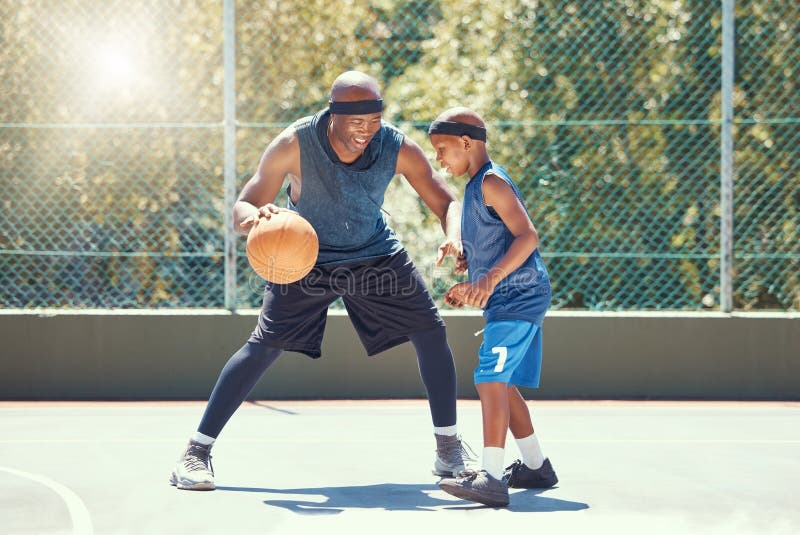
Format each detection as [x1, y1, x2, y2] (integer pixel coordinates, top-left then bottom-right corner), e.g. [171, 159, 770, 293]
[291, 109, 404, 265]
[462, 161, 551, 325]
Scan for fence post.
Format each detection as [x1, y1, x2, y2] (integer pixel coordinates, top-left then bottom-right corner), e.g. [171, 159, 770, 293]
[720, 0, 735, 312]
[223, 0, 237, 310]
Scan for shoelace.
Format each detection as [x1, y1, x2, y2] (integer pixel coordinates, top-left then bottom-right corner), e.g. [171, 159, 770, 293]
[439, 435, 478, 465]
[184, 444, 213, 472]
[504, 459, 523, 473]
[458, 436, 478, 463]
[455, 469, 480, 481]
[503, 460, 525, 485]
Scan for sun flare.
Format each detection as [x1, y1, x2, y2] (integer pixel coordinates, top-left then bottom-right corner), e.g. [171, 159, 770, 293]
[90, 43, 138, 89]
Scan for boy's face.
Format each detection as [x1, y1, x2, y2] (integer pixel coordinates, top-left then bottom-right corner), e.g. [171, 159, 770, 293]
[429, 134, 470, 176]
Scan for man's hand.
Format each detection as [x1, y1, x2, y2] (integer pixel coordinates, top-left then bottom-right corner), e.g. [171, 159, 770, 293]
[436, 238, 464, 268]
[454, 252, 468, 275]
[239, 203, 282, 231]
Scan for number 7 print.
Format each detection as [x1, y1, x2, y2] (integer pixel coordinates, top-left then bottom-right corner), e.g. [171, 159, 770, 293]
[492, 346, 507, 373]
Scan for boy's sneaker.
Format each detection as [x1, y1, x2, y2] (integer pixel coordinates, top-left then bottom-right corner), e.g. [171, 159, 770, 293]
[439, 469, 510, 507]
[169, 440, 215, 490]
[432, 434, 475, 476]
[502, 458, 558, 489]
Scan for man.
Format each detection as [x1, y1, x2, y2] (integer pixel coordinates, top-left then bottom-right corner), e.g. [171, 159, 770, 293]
[170, 71, 467, 490]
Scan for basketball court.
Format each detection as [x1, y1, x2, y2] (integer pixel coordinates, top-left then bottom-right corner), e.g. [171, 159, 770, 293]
[2, 399, 797, 534]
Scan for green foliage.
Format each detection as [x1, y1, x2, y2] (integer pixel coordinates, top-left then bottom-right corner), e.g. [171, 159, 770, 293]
[1, 0, 797, 309]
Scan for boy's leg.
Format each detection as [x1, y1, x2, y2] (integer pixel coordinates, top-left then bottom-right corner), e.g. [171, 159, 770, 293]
[507, 385, 545, 469]
[475, 381, 509, 479]
[504, 390, 558, 489]
[438, 379, 511, 506]
[471, 321, 537, 481]
[439, 320, 538, 505]
[508, 385, 534, 438]
[501, 325, 557, 487]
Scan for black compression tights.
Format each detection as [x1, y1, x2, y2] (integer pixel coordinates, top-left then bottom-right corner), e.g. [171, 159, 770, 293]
[197, 327, 457, 438]
[409, 326, 458, 428]
[197, 342, 281, 438]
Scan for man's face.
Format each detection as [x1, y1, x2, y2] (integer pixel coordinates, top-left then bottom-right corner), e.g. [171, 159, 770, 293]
[329, 112, 382, 156]
[430, 134, 469, 176]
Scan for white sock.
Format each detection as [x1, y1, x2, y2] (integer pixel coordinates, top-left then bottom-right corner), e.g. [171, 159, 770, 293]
[191, 431, 216, 446]
[434, 425, 457, 436]
[515, 433, 544, 469]
[482, 447, 505, 479]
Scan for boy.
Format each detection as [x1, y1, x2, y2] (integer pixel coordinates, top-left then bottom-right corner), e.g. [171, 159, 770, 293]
[428, 107, 558, 507]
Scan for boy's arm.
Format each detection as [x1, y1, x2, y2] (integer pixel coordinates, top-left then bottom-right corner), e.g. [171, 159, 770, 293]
[455, 172, 539, 308]
[480, 173, 539, 284]
[396, 136, 462, 263]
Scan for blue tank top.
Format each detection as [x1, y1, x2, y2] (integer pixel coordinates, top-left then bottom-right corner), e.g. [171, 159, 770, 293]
[462, 161, 551, 325]
[291, 109, 404, 265]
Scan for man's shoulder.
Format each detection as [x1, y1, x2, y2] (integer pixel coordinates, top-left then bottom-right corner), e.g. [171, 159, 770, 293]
[380, 121, 406, 143]
[270, 122, 302, 147]
[290, 114, 314, 132]
[270, 114, 317, 147]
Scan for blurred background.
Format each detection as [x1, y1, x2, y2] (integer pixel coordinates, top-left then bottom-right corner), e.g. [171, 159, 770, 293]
[1, 0, 797, 312]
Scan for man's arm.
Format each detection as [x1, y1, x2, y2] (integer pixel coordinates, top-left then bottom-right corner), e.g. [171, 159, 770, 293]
[233, 126, 301, 236]
[396, 136, 462, 263]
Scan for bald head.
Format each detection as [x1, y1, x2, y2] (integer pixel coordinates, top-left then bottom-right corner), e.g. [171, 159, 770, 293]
[330, 71, 381, 102]
[434, 107, 485, 128]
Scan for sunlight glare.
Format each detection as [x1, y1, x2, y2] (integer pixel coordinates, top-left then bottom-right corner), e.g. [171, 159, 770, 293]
[91, 43, 138, 89]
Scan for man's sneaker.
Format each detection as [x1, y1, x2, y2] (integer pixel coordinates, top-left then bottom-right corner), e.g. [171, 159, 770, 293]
[432, 434, 475, 476]
[169, 440, 215, 490]
[439, 469, 510, 507]
[502, 458, 558, 489]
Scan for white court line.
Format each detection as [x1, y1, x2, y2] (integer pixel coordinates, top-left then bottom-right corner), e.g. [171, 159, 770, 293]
[0, 466, 94, 535]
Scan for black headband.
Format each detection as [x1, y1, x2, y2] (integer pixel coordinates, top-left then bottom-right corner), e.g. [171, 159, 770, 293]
[328, 99, 384, 115]
[428, 120, 487, 142]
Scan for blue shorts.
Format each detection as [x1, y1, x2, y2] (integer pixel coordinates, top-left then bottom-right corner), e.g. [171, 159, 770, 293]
[248, 250, 444, 358]
[474, 320, 542, 388]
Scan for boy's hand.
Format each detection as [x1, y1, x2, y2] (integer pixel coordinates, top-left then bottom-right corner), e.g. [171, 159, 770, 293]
[452, 278, 495, 308]
[444, 282, 468, 308]
[444, 278, 494, 309]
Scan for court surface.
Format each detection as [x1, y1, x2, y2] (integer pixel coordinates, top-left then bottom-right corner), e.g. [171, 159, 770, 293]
[1, 400, 798, 535]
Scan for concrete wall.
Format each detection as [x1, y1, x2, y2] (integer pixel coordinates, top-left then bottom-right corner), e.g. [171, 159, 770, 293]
[0, 310, 797, 400]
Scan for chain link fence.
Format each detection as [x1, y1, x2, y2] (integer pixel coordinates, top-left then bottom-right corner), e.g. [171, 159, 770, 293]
[1, 0, 797, 311]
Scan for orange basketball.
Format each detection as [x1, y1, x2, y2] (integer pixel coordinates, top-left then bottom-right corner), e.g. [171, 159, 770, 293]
[246, 211, 319, 284]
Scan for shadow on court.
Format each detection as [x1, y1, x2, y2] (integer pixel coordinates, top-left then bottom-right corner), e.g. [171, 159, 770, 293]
[246, 400, 300, 414]
[217, 483, 589, 514]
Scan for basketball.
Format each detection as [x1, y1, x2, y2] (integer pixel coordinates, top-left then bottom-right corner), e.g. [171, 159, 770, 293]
[246, 210, 319, 284]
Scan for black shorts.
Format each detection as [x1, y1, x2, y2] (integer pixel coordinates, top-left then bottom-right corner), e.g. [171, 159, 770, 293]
[248, 250, 445, 358]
